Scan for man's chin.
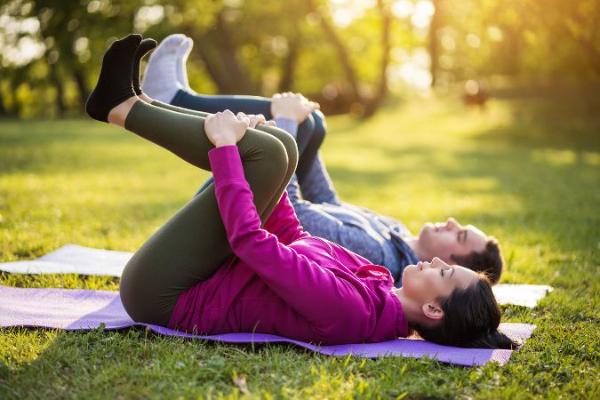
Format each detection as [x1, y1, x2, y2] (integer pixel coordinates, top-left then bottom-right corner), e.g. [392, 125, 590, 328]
[418, 223, 434, 240]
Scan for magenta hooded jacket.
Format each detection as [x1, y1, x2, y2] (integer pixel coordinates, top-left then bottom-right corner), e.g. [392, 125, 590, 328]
[167, 145, 409, 345]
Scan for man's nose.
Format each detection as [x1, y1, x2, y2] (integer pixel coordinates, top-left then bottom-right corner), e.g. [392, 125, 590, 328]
[447, 218, 460, 229]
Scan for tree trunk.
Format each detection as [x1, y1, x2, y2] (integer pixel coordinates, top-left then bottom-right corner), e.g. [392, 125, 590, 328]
[188, 12, 257, 94]
[179, 23, 235, 93]
[307, 0, 362, 102]
[0, 92, 6, 116]
[49, 63, 66, 117]
[213, 13, 256, 94]
[279, 35, 300, 92]
[194, 37, 236, 93]
[363, 0, 392, 118]
[564, 23, 600, 77]
[73, 69, 89, 107]
[429, 0, 442, 87]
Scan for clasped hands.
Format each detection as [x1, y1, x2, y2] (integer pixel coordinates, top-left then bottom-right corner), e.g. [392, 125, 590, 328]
[205, 92, 319, 148]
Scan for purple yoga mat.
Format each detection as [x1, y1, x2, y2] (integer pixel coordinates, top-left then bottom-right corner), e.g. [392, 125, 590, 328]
[0, 285, 535, 367]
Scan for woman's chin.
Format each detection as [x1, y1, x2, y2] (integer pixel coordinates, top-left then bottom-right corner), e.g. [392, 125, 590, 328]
[401, 265, 416, 286]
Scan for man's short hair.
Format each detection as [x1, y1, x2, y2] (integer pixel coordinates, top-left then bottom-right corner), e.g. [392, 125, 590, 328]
[451, 238, 503, 284]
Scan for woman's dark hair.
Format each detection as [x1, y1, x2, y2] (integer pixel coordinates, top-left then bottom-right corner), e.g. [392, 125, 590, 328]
[413, 273, 518, 349]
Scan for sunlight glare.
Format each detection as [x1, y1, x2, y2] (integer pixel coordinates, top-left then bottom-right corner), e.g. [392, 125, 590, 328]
[134, 5, 165, 32]
[330, 0, 375, 27]
[389, 48, 432, 91]
[411, 0, 434, 29]
[0, 16, 45, 67]
[392, 0, 414, 18]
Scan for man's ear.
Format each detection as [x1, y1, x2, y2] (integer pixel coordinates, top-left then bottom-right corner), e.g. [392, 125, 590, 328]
[422, 302, 444, 320]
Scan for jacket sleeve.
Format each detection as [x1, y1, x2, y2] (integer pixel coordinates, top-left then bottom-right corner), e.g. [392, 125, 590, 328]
[262, 191, 309, 245]
[209, 145, 374, 326]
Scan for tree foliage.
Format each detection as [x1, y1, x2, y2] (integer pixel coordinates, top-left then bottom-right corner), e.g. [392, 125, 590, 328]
[0, 0, 598, 118]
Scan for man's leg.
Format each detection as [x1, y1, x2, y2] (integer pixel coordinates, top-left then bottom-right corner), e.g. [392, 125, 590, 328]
[141, 35, 319, 179]
[279, 108, 341, 206]
[298, 154, 341, 205]
[296, 110, 326, 184]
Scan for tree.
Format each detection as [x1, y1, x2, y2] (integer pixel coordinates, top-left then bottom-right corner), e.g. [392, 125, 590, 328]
[306, 0, 394, 117]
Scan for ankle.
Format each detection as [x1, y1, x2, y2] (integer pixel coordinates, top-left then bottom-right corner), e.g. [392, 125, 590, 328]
[108, 96, 139, 127]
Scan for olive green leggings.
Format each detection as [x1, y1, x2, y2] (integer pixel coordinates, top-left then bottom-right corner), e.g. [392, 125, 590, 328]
[119, 100, 298, 326]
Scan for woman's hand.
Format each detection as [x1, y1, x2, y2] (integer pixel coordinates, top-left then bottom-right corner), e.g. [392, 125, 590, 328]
[271, 92, 320, 123]
[205, 110, 250, 147]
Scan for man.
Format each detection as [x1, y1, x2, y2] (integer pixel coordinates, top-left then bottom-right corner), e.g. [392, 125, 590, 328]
[142, 35, 504, 286]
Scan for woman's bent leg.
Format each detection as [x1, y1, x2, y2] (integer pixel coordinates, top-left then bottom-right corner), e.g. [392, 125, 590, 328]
[168, 91, 315, 157]
[120, 101, 295, 326]
[149, 98, 299, 213]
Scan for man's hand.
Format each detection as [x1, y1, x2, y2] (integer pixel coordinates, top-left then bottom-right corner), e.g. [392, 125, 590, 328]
[271, 92, 320, 123]
[237, 112, 276, 129]
[205, 110, 249, 147]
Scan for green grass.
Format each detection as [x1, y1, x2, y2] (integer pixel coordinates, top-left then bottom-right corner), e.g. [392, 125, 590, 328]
[1, 91, 599, 399]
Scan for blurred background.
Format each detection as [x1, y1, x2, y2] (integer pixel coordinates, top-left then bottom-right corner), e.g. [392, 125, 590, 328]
[0, 0, 599, 118]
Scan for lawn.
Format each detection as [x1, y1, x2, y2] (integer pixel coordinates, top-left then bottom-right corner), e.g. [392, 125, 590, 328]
[0, 90, 599, 399]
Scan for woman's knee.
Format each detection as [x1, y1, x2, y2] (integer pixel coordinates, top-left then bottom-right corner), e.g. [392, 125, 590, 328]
[119, 263, 145, 322]
[241, 129, 290, 183]
[275, 128, 299, 169]
[264, 134, 292, 179]
[255, 125, 298, 172]
[120, 264, 173, 325]
[119, 256, 154, 319]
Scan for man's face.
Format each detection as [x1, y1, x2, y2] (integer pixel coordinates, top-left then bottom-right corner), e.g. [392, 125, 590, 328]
[417, 217, 487, 262]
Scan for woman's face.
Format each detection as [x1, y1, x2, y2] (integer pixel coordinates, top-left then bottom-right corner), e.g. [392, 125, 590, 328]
[401, 257, 478, 305]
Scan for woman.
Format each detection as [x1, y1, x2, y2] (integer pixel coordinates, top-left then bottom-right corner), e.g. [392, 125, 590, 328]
[86, 34, 515, 348]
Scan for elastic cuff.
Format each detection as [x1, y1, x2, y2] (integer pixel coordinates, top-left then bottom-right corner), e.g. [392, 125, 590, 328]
[274, 117, 299, 137]
[208, 145, 245, 182]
